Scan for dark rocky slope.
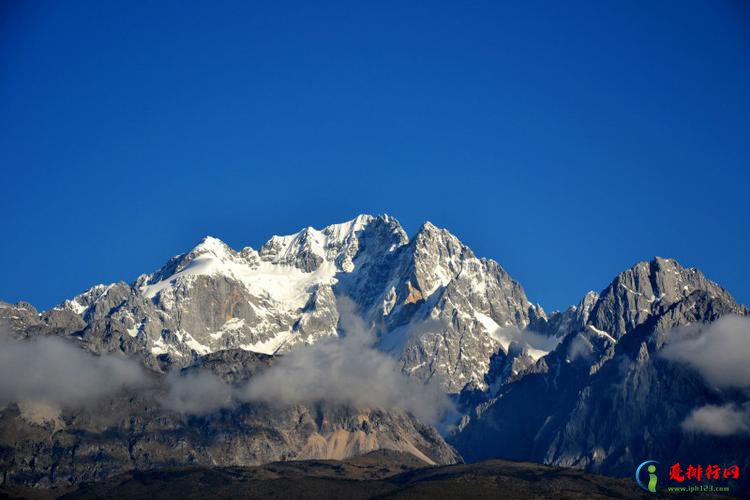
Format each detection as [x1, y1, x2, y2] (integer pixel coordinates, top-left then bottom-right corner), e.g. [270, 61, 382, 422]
[2, 450, 679, 500]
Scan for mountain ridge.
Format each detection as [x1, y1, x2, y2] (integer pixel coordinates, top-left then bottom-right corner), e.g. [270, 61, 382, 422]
[44, 214, 543, 392]
[14, 215, 748, 396]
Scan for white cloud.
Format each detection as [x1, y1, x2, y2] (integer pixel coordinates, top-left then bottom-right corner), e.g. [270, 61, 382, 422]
[660, 316, 750, 436]
[239, 296, 454, 424]
[0, 335, 148, 408]
[682, 404, 750, 436]
[661, 315, 750, 388]
[162, 370, 234, 415]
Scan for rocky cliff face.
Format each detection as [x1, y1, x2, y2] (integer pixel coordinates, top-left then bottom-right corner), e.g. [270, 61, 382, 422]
[0, 397, 459, 489]
[450, 258, 750, 483]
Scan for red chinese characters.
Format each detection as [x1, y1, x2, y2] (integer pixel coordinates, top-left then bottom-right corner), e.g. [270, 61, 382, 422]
[669, 463, 740, 482]
[669, 463, 685, 482]
[705, 464, 721, 480]
[686, 465, 703, 481]
[723, 465, 740, 480]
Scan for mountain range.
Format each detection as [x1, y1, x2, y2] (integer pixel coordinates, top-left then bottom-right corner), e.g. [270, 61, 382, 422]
[1, 214, 748, 494]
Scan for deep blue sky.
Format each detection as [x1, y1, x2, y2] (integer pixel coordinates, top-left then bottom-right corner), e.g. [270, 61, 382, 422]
[2, 1, 749, 312]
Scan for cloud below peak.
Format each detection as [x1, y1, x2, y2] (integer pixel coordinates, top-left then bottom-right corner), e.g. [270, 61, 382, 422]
[238, 296, 454, 425]
[660, 315, 750, 389]
[0, 335, 149, 408]
[682, 404, 750, 436]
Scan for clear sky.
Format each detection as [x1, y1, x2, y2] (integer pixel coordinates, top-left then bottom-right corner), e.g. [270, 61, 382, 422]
[2, 1, 749, 312]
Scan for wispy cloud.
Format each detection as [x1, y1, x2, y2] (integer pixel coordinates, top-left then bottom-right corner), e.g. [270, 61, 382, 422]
[239, 296, 454, 425]
[661, 315, 750, 389]
[682, 404, 750, 436]
[660, 315, 750, 436]
[162, 370, 234, 415]
[0, 335, 148, 408]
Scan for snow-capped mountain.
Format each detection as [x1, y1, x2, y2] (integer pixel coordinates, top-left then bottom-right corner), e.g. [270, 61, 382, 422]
[50, 214, 543, 392]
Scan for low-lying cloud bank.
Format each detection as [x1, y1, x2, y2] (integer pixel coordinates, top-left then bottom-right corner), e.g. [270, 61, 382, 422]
[162, 370, 235, 415]
[661, 315, 750, 436]
[0, 298, 454, 426]
[0, 335, 149, 407]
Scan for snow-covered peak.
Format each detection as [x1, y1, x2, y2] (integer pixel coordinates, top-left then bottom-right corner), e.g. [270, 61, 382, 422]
[259, 214, 406, 272]
[325, 213, 375, 236]
[57, 282, 129, 319]
[137, 215, 407, 306]
[60, 284, 109, 315]
[142, 236, 250, 286]
[413, 221, 470, 254]
[415, 221, 449, 239]
[403, 221, 479, 296]
[262, 214, 374, 249]
[191, 235, 234, 258]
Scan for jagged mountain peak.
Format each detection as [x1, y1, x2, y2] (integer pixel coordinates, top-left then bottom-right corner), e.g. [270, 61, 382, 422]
[174, 236, 243, 264]
[612, 256, 715, 296]
[416, 220, 441, 233]
[134, 215, 407, 303]
[413, 221, 469, 249]
[263, 214, 392, 245]
[190, 235, 239, 258]
[528, 256, 740, 349]
[401, 221, 480, 299]
[195, 234, 228, 249]
[586, 255, 734, 339]
[259, 214, 407, 272]
[578, 290, 600, 309]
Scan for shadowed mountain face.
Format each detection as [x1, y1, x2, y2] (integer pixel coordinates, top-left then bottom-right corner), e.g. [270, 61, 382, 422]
[450, 260, 750, 493]
[0, 451, 672, 500]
